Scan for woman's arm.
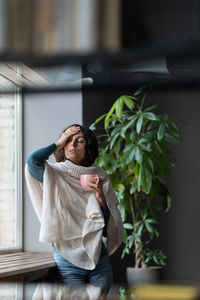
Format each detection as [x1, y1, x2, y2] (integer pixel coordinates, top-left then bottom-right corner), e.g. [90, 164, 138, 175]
[26, 143, 57, 182]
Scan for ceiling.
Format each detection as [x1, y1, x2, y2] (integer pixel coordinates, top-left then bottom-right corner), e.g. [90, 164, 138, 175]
[0, 0, 200, 92]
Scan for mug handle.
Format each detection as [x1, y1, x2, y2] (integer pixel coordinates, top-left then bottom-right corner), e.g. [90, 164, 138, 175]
[94, 175, 99, 184]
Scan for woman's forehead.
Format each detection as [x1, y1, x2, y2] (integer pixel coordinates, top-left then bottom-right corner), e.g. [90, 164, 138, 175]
[73, 133, 85, 138]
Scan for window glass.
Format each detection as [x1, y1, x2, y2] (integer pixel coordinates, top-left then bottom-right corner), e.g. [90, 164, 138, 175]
[0, 283, 22, 299]
[0, 76, 21, 249]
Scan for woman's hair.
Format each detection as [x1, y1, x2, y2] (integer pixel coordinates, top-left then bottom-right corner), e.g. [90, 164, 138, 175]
[54, 124, 99, 167]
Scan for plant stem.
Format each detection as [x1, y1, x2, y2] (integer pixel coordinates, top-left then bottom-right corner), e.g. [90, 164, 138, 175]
[134, 193, 141, 268]
[134, 193, 147, 268]
[134, 240, 141, 268]
[128, 194, 135, 225]
[128, 193, 136, 268]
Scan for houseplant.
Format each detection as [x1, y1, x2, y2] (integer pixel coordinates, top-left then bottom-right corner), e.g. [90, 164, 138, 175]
[90, 86, 183, 283]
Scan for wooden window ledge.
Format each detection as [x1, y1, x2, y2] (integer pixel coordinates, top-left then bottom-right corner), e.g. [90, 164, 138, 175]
[0, 252, 56, 282]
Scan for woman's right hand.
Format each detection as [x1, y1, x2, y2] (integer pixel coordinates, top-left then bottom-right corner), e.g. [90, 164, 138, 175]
[55, 126, 80, 149]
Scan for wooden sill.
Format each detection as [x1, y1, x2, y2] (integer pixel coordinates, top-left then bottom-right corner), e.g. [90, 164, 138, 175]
[0, 252, 56, 281]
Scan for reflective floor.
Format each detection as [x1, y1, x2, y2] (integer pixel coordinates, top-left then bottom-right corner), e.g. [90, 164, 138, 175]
[0, 282, 121, 300]
[1, 282, 200, 300]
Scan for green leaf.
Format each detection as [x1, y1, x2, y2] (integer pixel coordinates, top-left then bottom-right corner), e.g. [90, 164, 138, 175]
[164, 133, 178, 144]
[147, 121, 159, 131]
[145, 221, 153, 233]
[125, 248, 130, 254]
[119, 204, 126, 222]
[134, 86, 145, 96]
[157, 123, 165, 140]
[130, 182, 138, 194]
[144, 112, 157, 121]
[140, 131, 156, 143]
[116, 183, 125, 192]
[114, 139, 122, 155]
[135, 147, 142, 164]
[137, 223, 144, 236]
[105, 102, 116, 129]
[94, 113, 107, 125]
[121, 246, 130, 258]
[145, 219, 157, 224]
[163, 194, 171, 212]
[145, 255, 152, 263]
[155, 141, 165, 155]
[140, 161, 152, 194]
[168, 119, 182, 140]
[134, 162, 140, 177]
[130, 131, 137, 142]
[147, 158, 154, 173]
[141, 211, 147, 220]
[110, 132, 120, 149]
[121, 116, 138, 135]
[116, 97, 124, 119]
[144, 105, 157, 112]
[153, 254, 159, 265]
[137, 164, 142, 191]
[123, 223, 134, 229]
[123, 95, 135, 110]
[128, 235, 134, 248]
[136, 115, 143, 134]
[110, 126, 121, 137]
[127, 147, 136, 163]
[121, 250, 126, 259]
[123, 229, 128, 243]
[139, 143, 151, 152]
[89, 123, 96, 130]
[123, 144, 134, 153]
[134, 235, 142, 244]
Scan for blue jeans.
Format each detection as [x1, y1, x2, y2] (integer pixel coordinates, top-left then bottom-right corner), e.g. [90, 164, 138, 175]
[52, 245, 113, 294]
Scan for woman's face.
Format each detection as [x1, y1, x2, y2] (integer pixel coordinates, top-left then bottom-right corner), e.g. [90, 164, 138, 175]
[64, 131, 86, 165]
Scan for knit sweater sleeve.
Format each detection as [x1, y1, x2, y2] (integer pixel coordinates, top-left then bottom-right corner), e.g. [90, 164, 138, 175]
[103, 175, 124, 254]
[26, 143, 57, 182]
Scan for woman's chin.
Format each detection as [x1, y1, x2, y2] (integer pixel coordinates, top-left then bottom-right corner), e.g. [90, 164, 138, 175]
[66, 156, 81, 165]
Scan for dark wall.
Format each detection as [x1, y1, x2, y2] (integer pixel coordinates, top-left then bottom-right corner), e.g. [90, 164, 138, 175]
[83, 88, 200, 284]
[123, 0, 200, 45]
[146, 90, 200, 283]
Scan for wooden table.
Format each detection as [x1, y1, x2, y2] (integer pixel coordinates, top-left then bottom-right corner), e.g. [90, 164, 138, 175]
[0, 252, 56, 282]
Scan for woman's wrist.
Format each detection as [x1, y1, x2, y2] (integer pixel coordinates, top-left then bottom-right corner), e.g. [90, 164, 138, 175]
[96, 193, 106, 207]
[55, 142, 62, 149]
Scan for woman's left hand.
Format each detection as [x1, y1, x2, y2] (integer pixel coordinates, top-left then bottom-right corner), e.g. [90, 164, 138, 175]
[88, 176, 106, 207]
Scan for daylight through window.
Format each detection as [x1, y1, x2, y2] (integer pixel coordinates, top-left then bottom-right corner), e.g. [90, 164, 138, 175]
[0, 76, 22, 250]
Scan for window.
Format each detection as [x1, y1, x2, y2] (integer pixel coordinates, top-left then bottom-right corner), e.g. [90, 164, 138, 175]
[0, 283, 22, 300]
[0, 75, 22, 251]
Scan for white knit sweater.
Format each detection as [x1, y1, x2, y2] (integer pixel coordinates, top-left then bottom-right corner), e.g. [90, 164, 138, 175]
[25, 160, 123, 270]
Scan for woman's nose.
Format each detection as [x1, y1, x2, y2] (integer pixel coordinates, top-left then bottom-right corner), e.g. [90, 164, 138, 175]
[71, 139, 76, 146]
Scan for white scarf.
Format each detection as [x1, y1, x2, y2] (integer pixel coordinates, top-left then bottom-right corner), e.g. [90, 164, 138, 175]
[25, 160, 123, 270]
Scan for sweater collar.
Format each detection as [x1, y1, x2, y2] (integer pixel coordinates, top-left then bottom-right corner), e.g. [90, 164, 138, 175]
[55, 159, 106, 177]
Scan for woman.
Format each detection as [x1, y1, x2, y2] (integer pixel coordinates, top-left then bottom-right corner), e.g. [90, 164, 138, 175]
[25, 124, 123, 294]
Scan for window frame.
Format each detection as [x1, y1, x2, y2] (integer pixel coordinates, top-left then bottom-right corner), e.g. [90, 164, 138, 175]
[0, 86, 23, 254]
